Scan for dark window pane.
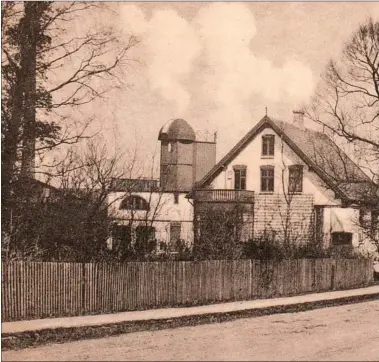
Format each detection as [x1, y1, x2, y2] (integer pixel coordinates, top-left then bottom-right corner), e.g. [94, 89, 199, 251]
[234, 171, 240, 190]
[170, 221, 181, 251]
[234, 168, 247, 190]
[112, 225, 133, 252]
[268, 176, 274, 192]
[241, 174, 246, 190]
[136, 226, 155, 243]
[269, 138, 274, 155]
[332, 232, 352, 246]
[262, 135, 275, 156]
[120, 196, 149, 210]
[288, 165, 303, 193]
[261, 167, 274, 192]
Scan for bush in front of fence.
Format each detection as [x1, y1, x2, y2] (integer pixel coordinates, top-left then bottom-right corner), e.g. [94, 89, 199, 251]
[241, 234, 364, 261]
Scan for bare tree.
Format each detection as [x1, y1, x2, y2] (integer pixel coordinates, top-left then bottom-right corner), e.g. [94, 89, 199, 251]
[2, 134, 132, 262]
[2, 2, 137, 242]
[306, 19, 379, 256]
[307, 18, 379, 182]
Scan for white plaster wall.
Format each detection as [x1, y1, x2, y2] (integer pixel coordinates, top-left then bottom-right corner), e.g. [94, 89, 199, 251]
[323, 207, 377, 256]
[108, 192, 193, 222]
[323, 207, 359, 247]
[211, 126, 340, 206]
[107, 191, 194, 245]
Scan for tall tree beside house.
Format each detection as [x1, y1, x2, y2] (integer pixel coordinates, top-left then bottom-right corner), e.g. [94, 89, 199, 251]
[307, 18, 379, 251]
[2, 2, 53, 241]
[1, 2, 137, 251]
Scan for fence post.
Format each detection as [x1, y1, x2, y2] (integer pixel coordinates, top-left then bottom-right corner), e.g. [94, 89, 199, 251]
[331, 260, 335, 290]
[81, 262, 86, 314]
[248, 259, 252, 298]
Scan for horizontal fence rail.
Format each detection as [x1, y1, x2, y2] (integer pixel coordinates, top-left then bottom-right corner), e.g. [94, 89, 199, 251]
[1, 258, 374, 322]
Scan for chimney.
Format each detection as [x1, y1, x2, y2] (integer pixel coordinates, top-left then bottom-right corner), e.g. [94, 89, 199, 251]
[293, 110, 305, 129]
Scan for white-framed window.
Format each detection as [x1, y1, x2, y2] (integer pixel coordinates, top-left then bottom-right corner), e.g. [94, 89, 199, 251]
[288, 165, 303, 193]
[119, 195, 149, 210]
[233, 166, 247, 190]
[262, 135, 275, 157]
[261, 166, 274, 192]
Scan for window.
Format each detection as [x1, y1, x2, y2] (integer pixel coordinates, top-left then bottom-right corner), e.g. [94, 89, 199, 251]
[170, 221, 181, 252]
[262, 135, 275, 157]
[119, 195, 149, 210]
[371, 210, 379, 238]
[359, 208, 371, 228]
[168, 142, 173, 153]
[332, 232, 352, 246]
[261, 166, 274, 192]
[174, 193, 179, 204]
[136, 226, 155, 244]
[112, 225, 133, 252]
[233, 166, 247, 190]
[288, 165, 303, 193]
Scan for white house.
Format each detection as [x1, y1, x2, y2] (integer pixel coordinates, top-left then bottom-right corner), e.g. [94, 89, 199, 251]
[107, 113, 378, 256]
[106, 118, 216, 254]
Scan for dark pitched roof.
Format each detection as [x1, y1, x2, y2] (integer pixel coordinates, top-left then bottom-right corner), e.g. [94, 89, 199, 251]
[338, 181, 379, 204]
[193, 116, 377, 204]
[110, 178, 160, 192]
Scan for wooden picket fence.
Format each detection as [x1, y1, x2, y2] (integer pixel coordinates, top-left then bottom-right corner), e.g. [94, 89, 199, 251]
[1, 258, 374, 322]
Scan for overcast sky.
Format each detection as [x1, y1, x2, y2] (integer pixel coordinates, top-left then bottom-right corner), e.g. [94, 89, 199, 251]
[81, 2, 379, 171]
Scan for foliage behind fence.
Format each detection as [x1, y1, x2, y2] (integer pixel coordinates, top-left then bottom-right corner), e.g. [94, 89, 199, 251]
[1, 258, 374, 322]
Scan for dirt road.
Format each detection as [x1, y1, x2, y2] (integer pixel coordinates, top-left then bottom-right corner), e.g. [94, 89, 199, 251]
[3, 300, 379, 361]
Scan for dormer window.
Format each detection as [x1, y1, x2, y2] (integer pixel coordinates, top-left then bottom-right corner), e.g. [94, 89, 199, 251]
[288, 165, 303, 193]
[233, 165, 247, 190]
[262, 135, 275, 157]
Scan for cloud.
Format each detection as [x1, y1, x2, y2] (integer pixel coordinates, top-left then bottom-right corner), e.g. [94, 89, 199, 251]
[195, 3, 314, 111]
[120, 5, 201, 113]
[120, 3, 314, 118]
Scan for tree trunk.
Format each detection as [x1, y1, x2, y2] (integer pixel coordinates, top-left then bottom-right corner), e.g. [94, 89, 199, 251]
[20, 2, 44, 179]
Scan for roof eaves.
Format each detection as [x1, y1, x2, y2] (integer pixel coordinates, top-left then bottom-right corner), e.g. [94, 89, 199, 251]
[268, 121, 347, 201]
[193, 116, 270, 190]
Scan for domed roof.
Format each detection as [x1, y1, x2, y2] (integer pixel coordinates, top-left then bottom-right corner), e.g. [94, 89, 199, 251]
[158, 118, 196, 142]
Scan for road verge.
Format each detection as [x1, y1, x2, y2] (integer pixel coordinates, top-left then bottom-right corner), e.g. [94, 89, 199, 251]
[2, 290, 378, 351]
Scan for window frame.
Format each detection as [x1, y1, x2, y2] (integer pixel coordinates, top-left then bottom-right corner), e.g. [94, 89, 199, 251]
[261, 135, 275, 157]
[288, 165, 303, 193]
[135, 225, 156, 243]
[112, 224, 133, 252]
[174, 193, 179, 204]
[260, 166, 275, 193]
[119, 195, 149, 211]
[331, 232, 353, 246]
[233, 166, 247, 190]
[169, 221, 182, 252]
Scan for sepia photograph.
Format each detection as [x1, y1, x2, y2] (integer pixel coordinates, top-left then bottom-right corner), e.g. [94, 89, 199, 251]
[1, 1, 379, 361]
